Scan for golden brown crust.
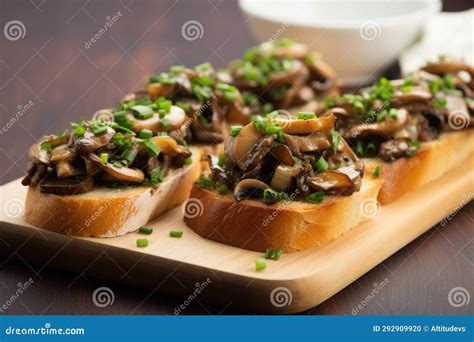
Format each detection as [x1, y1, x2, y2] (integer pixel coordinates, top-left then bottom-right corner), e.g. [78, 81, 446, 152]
[24, 155, 202, 237]
[184, 177, 382, 252]
[365, 130, 474, 205]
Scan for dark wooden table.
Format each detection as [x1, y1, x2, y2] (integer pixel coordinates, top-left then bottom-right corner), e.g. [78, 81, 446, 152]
[0, 0, 472, 315]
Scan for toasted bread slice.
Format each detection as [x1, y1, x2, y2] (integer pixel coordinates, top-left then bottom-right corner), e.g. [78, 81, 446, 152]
[184, 177, 383, 252]
[365, 130, 474, 205]
[24, 149, 202, 237]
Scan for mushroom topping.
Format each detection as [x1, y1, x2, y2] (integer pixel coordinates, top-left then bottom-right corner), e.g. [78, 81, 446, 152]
[421, 61, 474, 78]
[233, 179, 270, 202]
[151, 136, 189, 156]
[127, 106, 187, 134]
[284, 132, 332, 154]
[273, 42, 309, 59]
[346, 109, 409, 138]
[89, 153, 145, 183]
[268, 60, 308, 87]
[198, 109, 362, 204]
[391, 88, 432, 108]
[75, 127, 115, 154]
[307, 171, 355, 195]
[276, 113, 336, 135]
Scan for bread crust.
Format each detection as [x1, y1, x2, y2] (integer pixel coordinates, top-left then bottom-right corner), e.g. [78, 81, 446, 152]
[24, 154, 202, 237]
[365, 130, 474, 205]
[184, 177, 383, 252]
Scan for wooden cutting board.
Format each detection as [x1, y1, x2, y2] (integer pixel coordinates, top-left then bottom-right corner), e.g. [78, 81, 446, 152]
[0, 159, 473, 314]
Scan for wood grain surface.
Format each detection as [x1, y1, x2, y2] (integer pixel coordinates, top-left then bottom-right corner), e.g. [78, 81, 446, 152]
[0, 0, 473, 315]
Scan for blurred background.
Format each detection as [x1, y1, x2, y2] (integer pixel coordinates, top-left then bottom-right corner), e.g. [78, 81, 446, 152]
[0, 0, 472, 315]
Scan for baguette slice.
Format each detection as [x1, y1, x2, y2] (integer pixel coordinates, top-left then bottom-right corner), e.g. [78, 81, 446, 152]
[184, 177, 383, 252]
[365, 130, 474, 205]
[24, 148, 202, 237]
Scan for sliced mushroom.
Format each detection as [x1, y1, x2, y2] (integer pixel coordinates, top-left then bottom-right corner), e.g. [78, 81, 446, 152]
[306, 56, 336, 81]
[347, 108, 409, 138]
[39, 176, 94, 195]
[147, 82, 175, 98]
[226, 123, 263, 169]
[307, 171, 355, 195]
[75, 127, 115, 154]
[89, 154, 144, 183]
[50, 144, 76, 163]
[121, 90, 148, 103]
[128, 105, 187, 134]
[269, 144, 294, 166]
[241, 135, 276, 172]
[28, 143, 50, 164]
[276, 113, 336, 135]
[273, 42, 308, 59]
[284, 132, 331, 154]
[269, 60, 308, 87]
[421, 61, 474, 77]
[233, 178, 270, 201]
[391, 88, 432, 108]
[56, 161, 82, 178]
[151, 136, 189, 156]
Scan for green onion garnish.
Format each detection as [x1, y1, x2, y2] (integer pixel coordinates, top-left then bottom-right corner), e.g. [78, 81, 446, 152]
[159, 118, 171, 128]
[314, 156, 328, 172]
[263, 188, 279, 204]
[139, 129, 153, 139]
[139, 226, 153, 235]
[331, 130, 341, 153]
[100, 153, 108, 164]
[305, 191, 324, 204]
[217, 155, 226, 167]
[389, 108, 398, 119]
[297, 112, 316, 120]
[196, 176, 215, 188]
[40, 142, 52, 152]
[170, 231, 183, 238]
[370, 165, 382, 178]
[136, 239, 149, 248]
[150, 167, 163, 185]
[218, 184, 228, 194]
[265, 248, 283, 261]
[255, 258, 267, 272]
[184, 156, 193, 165]
[229, 126, 242, 137]
[75, 125, 86, 138]
[131, 105, 154, 120]
[144, 140, 160, 158]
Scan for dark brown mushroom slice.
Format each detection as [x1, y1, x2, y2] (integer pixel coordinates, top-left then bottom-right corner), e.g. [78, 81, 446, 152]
[307, 171, 355, 195]
[89, 153, 145, 183]
[75, 127, 115, 154]
[269, 145, 294, 166]
[241, 135, 276, 172]
[233, 179, 270, 202]
[268, 60, 308, 88]
[284, 132, 332, 154]
[421, 61, 474, 77]
[291, 86, 315, 106]
[379, 138, 415, 161]
[306, 57, 336, 81]
[39, 176, 94, 195]
[347, 108, 409, 138]
[390, 88, 432, 108]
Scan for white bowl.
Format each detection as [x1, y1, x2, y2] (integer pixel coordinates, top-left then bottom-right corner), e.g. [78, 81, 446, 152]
[239, 0, 441, 85]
